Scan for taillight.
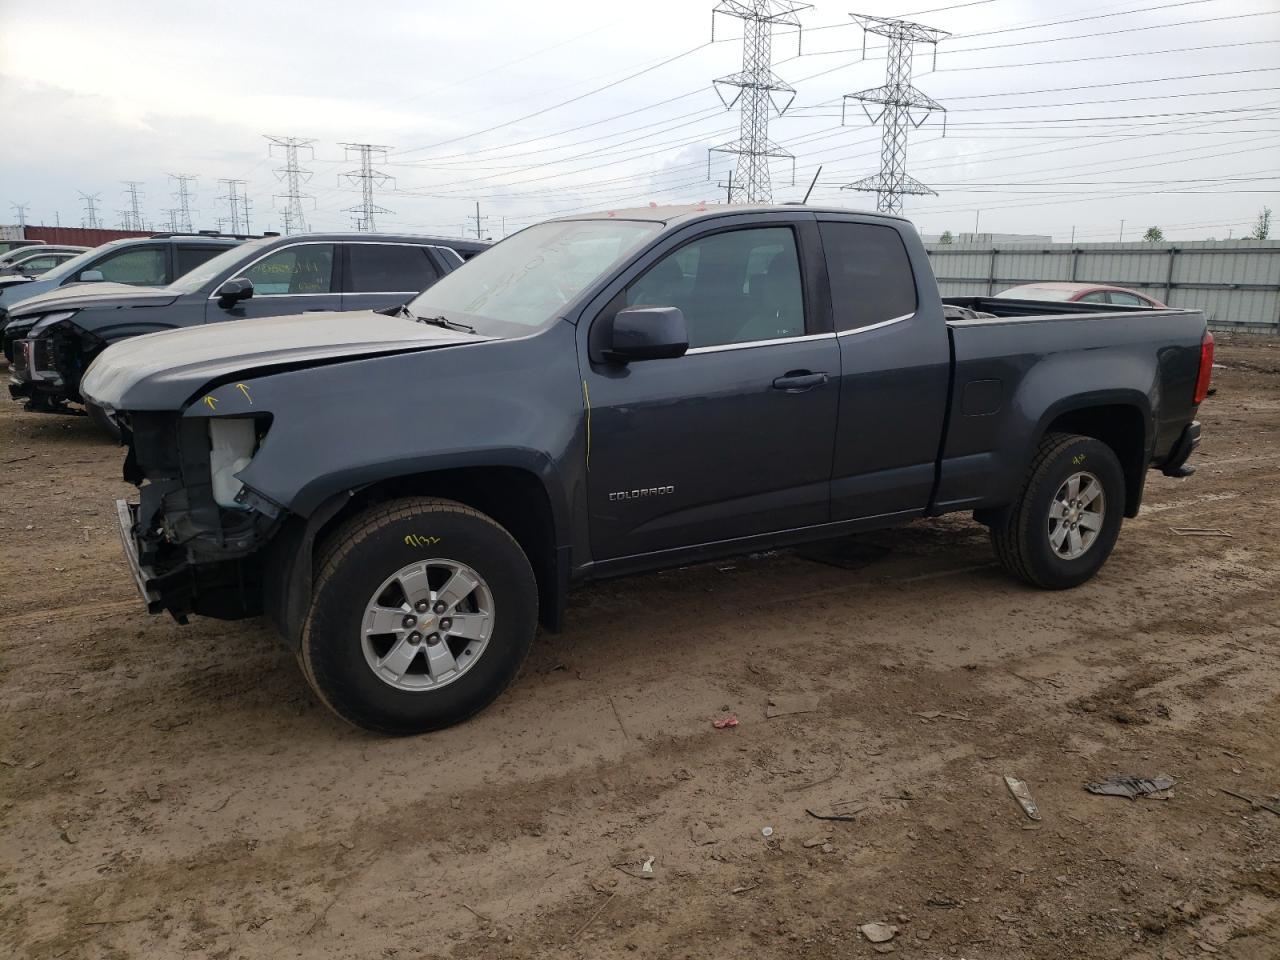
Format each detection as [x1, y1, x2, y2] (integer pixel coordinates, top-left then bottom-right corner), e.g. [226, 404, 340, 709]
[1193, 331, 1214, 405]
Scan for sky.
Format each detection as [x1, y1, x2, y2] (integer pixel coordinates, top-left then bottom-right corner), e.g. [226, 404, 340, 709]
[1, 0, 1277, 242]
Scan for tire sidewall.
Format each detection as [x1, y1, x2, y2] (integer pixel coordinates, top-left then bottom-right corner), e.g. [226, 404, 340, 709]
[1023, 437, 1125, 589]
[304, 505, 537, 734]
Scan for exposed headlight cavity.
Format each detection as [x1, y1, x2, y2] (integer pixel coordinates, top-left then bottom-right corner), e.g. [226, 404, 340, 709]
[29, 310, 77, 336]
[209, 418, 258, 509]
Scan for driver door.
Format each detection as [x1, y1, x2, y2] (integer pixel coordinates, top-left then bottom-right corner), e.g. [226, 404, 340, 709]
[582, 220, 839, 562]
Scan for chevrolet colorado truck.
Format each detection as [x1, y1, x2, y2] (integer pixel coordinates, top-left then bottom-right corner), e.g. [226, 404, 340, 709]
[82, 205, 1213, 735]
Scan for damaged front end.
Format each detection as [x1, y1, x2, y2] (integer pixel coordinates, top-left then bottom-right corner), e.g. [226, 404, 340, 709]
[117, 410, 281, 622]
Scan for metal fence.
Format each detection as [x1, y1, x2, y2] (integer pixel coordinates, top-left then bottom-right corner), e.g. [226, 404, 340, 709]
[924, 239, 1280, 334]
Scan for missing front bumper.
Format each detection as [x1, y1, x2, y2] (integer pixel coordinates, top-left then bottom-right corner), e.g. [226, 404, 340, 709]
[115, 498, 162, 613]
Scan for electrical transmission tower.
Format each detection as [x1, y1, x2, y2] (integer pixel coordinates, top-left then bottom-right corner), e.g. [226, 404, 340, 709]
[78, 193, 102, 229]
[218, 179, 249, 234]
[339, 143, 394, 232]
[266, 135, 316, 235]
[708, 0, 810, 204]
[168, 174, 198, 232]
[11, 202, 30, 230]
[841, 13, 949, 214]
[120, 181, 147, 230]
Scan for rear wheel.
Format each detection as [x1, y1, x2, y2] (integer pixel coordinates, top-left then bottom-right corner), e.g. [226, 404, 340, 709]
[990, 433, 1125, 589]
[300, 497, 538, 734]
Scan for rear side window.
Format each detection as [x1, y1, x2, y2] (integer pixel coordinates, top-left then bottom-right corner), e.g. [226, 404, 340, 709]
[1108, 291, 1146, 307]
[176, 245, 229, 279]
[347, 244, 441, 293]
[242, 243, 335, 295]
[93, 246, 167, 286]
[819, 222, 917, 332]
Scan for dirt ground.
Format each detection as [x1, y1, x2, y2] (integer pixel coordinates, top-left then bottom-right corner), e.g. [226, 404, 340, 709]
[1, 336, 1277, 960]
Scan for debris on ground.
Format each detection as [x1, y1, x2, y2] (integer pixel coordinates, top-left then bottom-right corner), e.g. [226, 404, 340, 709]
[1004, 776, 1042, 821]
[1219, 787, 1280, 817]
[859, 921, 899, 943]
[711, 714, 739, 729]
[802, 836, 829, 848]
[1169, 526, 1234, 538]
[640, 855, 655, 875]
[761, 826, 774, 838]
[1085, 775, 1176, 799]
[143, 782, 161, 802]
[766, 694, 820, 718]
[805, 808, 858, 822]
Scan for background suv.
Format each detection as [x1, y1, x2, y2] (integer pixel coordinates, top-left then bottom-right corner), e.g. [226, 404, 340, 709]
[0, 234, 251, 335]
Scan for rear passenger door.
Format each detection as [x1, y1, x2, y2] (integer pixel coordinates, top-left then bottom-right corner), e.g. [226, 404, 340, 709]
[821, 217, 951, 521]
[173, 244, 231, 282]
[210, 241, 341, 321]
[341, 242, 444, 312]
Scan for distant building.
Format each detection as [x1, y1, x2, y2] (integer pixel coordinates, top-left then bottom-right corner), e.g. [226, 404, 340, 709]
[958, 232, 1053, 244]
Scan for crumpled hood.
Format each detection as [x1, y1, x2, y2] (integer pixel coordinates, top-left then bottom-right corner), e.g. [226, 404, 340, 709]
[7, 282, 179, 318]
[81, 310, 491, 411]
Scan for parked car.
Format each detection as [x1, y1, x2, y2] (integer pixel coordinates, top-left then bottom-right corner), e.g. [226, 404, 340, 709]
[7, 233, 488, 421]
[0, 247, 89, 277]
[0, 243, 82, 270]
[0, 239, 45, 256]
[87, 204, 1211, 735]
[0, 234, 252, 340]
[995, 282, 1167, 308]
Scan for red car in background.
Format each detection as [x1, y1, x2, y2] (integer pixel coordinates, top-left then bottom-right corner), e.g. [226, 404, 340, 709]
[995, 282, 1167, 308]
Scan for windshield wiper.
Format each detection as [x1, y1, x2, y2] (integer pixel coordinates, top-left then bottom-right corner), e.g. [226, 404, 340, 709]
[415, 312, 476, 333]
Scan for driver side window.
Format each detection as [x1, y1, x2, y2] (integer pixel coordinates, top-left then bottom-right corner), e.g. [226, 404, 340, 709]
[241, 244, 335, 295]
[624, 227, 805, 349]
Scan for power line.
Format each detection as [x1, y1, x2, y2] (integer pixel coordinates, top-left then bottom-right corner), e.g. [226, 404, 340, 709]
[266, 135, 317, 235]
[391, 43, 714, 158]
[842, 13, 949, 214]
[935, 38, 1280, 73]
[339, 143, 394, 232]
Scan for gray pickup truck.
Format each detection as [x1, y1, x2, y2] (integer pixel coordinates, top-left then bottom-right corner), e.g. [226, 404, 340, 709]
[83, 205, 1213, 734]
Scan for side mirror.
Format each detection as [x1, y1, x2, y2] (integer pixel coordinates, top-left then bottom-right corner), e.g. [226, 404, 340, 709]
[216, 277, 254, 305]
[605, 306, 688, 362]
[79, 270, 104, 283]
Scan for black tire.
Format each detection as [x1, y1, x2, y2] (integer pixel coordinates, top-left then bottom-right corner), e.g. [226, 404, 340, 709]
[990, 433, 1125, 590]
[85, 401, 122, 442]
[300, 497, 538, 735]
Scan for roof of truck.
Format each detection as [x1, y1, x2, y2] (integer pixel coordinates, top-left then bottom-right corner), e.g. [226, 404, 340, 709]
[553, 203, 909, 226]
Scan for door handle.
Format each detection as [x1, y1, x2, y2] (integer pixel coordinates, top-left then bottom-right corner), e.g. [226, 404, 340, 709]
[772, 370, 828, 392]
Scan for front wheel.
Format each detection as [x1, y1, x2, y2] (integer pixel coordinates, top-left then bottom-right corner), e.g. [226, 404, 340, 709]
[990, 433, 1125, 590]
[300, 497, 538, 734]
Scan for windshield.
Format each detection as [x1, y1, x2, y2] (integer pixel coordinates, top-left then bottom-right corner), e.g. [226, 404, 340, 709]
[166, 237, 271, 293]
[406, 219, 662, 331]
[995, 285, 1077, 302]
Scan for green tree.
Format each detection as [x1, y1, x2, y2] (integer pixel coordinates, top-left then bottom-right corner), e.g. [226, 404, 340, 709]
[1250, 206, 1272, 240]
[939, 230, 954, 244]
[1142, 226, 1164, 242]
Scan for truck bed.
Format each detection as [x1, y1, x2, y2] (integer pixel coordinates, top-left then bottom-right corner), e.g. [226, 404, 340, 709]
[942, 295, 1198, 323]
[932, 297, 1208, 516]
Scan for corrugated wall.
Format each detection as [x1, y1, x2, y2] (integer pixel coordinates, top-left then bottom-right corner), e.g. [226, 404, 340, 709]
[925, 239, 1280, 333]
